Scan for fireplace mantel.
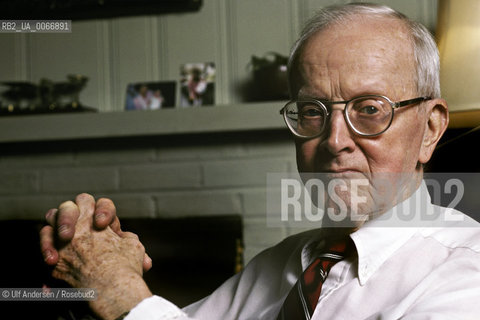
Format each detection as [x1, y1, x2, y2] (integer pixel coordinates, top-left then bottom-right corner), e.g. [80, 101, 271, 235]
[1, 103, 478, 144]
[0, 101, 287, 144]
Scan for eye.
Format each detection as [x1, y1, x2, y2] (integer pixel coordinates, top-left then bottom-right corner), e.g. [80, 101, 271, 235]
[299, 105, 323, 118]
[351, 99, 384, 115]
[359, 105, 379, 115]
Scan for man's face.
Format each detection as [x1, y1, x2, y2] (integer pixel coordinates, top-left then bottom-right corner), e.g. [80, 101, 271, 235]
[294, 16, 430, 219]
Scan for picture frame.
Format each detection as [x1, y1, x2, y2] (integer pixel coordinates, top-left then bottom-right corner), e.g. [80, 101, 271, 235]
[179, 62, 215, 107]
[125, 81, 176, 111]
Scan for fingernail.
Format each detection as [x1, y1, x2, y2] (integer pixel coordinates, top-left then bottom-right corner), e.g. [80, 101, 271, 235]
[43, 250, 52, 262]
[95, 213, 106, 222]
[58, 224, 69, 236]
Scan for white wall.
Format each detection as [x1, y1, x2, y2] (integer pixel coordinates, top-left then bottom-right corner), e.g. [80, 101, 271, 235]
[0, 0, 438, 111]
[0, 132, 298, 263]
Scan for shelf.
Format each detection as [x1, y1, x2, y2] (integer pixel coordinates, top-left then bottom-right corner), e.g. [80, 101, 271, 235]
[0, 101, 287, 144]
[2, 102, 476, 144]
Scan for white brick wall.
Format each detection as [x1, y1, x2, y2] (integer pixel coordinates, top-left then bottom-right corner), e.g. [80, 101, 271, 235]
[42, 167, 119, 193]
[120, 163, 203, 190]
[0, 132, 303, 264]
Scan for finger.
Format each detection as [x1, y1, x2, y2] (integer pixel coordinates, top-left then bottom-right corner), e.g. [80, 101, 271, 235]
[94, 198, 117, 230]
[52, 267, 77, 288]
[122, 231, 152, 272]
[121, 231, 139, 241]
[45, 208, 58, 227]
[56, 201, 80, 241]
[143, 253, 153, 272]
[39, 225, 59, 266]
[74, 193, 96, 226]
[109, 216, 123, 236]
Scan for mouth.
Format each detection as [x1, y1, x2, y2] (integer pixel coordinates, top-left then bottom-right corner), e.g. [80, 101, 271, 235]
[327, 168, 359, 173]
[322, 168, 366, 179]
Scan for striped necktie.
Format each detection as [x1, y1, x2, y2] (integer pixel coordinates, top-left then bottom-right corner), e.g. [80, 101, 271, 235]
[276, 240, 351, 320]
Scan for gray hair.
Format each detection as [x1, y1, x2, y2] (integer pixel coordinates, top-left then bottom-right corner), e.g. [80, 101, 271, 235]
[287, 3, 440, 99]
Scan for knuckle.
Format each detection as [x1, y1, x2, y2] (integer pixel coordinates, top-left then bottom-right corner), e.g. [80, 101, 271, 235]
[70, 232, 91, 251]
[126, 231, 139, 241]
[57, 203, 79, 227]
[97, 197, 115, 207]
[57, 205, 79, 223]
[75, 193, 95, 203]
[58, 200, 75, 211]
[124, 235, 145, 253]
[95, 198, 117, 222]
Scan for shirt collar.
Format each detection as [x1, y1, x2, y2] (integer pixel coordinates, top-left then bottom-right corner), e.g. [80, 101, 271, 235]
[350, 224, 419, 285]
[300, 181, 434, 284]
[348, 181, 433, 285]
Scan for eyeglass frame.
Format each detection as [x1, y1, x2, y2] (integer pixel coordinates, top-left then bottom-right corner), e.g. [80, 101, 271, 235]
[279, 95, 431, 138]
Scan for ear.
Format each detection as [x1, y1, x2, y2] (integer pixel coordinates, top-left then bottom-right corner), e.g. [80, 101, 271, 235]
[419, 98, 449, 164]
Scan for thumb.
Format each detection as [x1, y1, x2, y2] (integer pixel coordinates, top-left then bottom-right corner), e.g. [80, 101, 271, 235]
[74, 193, 97, 233]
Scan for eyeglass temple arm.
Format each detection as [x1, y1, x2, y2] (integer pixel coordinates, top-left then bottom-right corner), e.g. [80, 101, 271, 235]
[279, 106, 288, 115]
[393, 97, 431, 109]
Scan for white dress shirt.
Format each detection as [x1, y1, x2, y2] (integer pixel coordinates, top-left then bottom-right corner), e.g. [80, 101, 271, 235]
[126, 182, 480, 320]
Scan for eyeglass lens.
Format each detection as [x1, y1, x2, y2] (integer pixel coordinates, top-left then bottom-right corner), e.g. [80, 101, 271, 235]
[284, 96, 393, 137]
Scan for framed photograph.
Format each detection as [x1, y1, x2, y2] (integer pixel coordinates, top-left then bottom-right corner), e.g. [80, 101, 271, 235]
[179, 62, 215, 107]
[125, 81, 176, 111]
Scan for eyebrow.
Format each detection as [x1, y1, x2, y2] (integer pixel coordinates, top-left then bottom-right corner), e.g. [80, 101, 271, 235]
[296, 95, 329, 102]
[296, 96, 346, 105]
[296, 92, 384, 103]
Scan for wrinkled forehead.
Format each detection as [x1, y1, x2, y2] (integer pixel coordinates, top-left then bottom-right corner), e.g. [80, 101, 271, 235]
[290, 15, 417, 98]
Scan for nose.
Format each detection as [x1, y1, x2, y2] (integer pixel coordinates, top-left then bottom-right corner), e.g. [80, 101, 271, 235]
[322, 109, 356, 155]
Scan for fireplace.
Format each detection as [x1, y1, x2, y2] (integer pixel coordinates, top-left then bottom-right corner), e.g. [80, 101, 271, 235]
[1, 215, 242, 318]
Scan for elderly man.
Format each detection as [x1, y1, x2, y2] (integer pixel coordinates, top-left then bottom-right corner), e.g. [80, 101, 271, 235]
[40, 3, 480, 320]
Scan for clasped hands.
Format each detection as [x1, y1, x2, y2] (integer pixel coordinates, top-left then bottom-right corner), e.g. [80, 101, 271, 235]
[39, 193, 153, 320]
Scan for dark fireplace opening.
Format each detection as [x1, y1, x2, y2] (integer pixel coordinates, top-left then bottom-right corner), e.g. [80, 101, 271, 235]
[0, 215, 243, 319]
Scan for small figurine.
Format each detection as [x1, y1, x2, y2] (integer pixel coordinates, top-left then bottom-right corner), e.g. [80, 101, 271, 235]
[0, 74, 93, 115]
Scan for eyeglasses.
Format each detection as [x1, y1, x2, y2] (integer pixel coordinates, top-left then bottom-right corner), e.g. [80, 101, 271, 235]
[279, 95, 431, 138]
